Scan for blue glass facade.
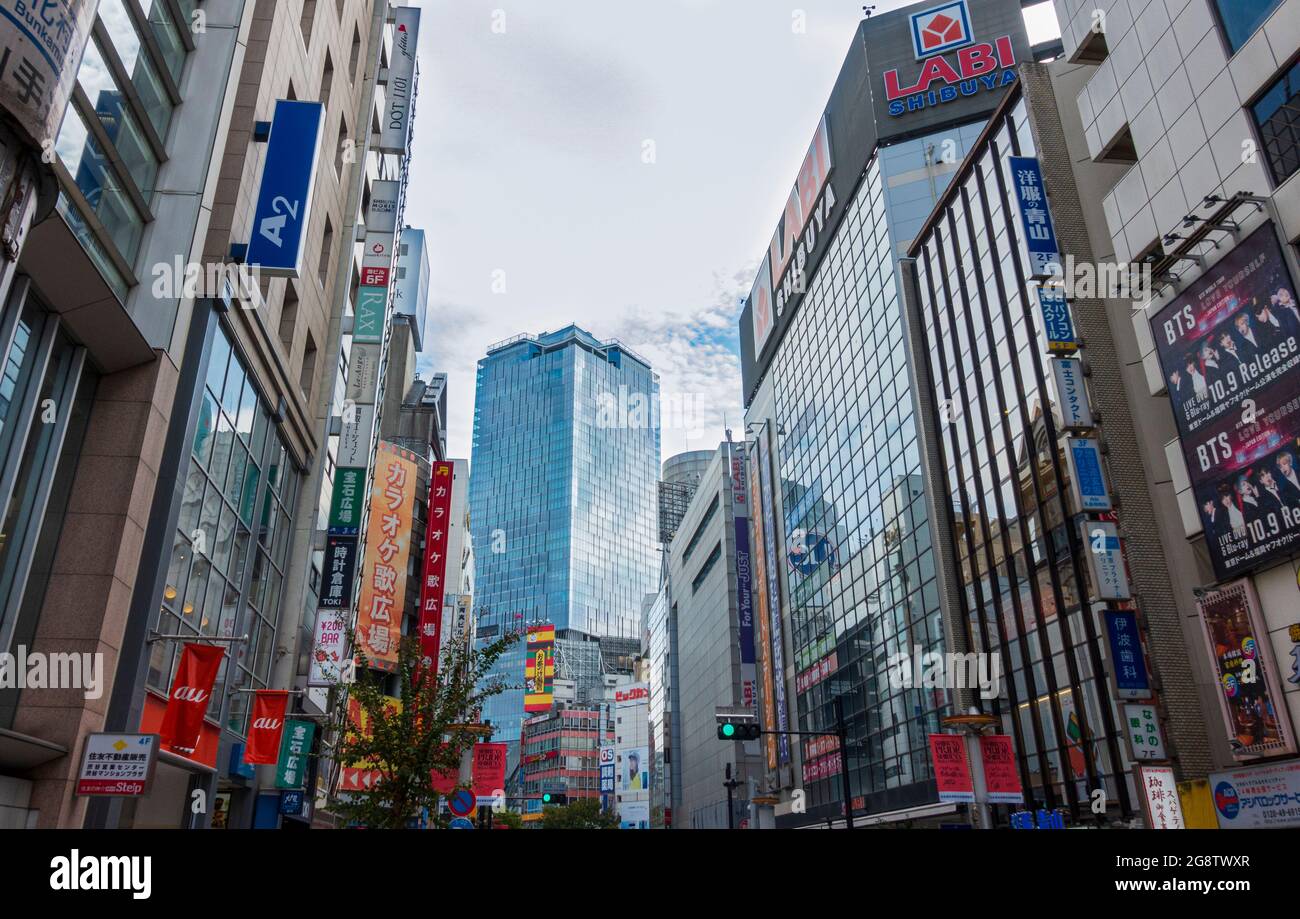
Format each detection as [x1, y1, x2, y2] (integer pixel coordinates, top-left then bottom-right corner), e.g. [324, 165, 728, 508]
[764, 123, 983, 816]
[470, 326, 660, 743]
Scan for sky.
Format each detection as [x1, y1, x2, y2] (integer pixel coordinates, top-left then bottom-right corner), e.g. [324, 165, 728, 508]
[401, 0, 1061, 463]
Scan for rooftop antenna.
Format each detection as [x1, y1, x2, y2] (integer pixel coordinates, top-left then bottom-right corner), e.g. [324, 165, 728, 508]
[863, 5, 877, 19]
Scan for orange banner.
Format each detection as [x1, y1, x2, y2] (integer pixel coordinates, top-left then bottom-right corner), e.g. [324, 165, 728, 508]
[356, 441, 418, 672]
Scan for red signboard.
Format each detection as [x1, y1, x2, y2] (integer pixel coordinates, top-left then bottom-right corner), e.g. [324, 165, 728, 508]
[978, 734, 1024, 804]
[928, 734, 975, 803]
[159, 643, 225, 752]
[472, 742, 508, 797]
[361, 266, 389, 287]
[244, 690, 290, 765]
[417, 462, 456, 678]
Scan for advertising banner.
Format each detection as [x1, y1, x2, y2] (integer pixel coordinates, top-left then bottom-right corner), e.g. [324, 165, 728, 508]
[979, 735, 1024, 804]
[244, 691, 290, 765]
[308, 608, 346, 687]
[159, 643, 225, 751]
[1036, 285, 1078, 354]
[523, 625, 555, 712]
[621, 746, 649, 792]
[749, 438, 778, 772]
[345, 342, 381, 404]
[1151, 223, 1300, 579]
[356, 442, 418, 673]
[928, 734, 975, 803]
[1065, 437, 1111, 513]
[1196, 579, 1296, 761]
[729, 443, 757, 709]
[336, 403, 375, 468]
[377, 6, 420, 153]
[275, 720, 316, 789]
[1080, 520, 1130, 600]
[417, 461, 455, 676]
[472, 742, 508, 798]
[1052, 358, 1093, 430]
[75, 733, 158, 797]
[0, 0, 99, 148]
[354, 285, 387, 344]
[756, 429, 791, 767]
[599, 746, 615, 795]
[245, 100, 325, 277]
[1210, 759, 1300, 829]
[1007, 156, 1060, 278]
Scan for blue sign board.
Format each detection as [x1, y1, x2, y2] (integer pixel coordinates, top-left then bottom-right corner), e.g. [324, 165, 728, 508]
[1007, 156, 1060, 278]
[246, 99, 326, 277]
[1036, 286, 1077, 354]
[229, 743, 255, 780]
[1067, 438, 1111, 512]
[448, 817, 475, 830]
[1104, 610, 1151, 699]
[279, 790, 305, 817]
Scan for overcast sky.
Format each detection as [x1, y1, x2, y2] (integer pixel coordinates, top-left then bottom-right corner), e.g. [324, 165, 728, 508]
[402, 0, 1060, 463]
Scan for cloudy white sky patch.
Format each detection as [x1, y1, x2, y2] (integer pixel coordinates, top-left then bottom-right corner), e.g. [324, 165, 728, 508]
[402, 0, 1060, 463]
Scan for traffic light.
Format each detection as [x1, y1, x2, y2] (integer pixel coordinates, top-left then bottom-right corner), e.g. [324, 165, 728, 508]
[540, 792, 567, 806]
[716, 713, 761, 741]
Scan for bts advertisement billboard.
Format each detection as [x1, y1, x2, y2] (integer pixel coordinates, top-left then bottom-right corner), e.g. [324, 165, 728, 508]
[1151, 223, 1300, 580]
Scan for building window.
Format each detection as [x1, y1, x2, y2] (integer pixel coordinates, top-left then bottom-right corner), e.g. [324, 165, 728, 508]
[1213, 0, 1283, 54]
[681, 494, 718, 561]
[690, 542, 722, 593]
[140, 0, 188, 83]
[55, 106, 147, 264]
[1252, 58, 1300, 186]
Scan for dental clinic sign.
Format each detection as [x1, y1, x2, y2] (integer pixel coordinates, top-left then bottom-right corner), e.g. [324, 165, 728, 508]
[0, 0, 99, 146]
[885, 1, 1017, 117]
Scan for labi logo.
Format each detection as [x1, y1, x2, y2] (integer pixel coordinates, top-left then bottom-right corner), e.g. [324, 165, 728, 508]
[50, 850, 151, 900]
[910, 1, 974, 58]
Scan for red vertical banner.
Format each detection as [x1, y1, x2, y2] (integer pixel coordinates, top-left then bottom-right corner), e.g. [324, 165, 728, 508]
[418, 461, 456, 679]
[928, 734, 975, 803]
[160, 643, 226, 751]
[244, 691, 291, 764]
[472, 742, 508, 797]
[978, 734, 1025, 804]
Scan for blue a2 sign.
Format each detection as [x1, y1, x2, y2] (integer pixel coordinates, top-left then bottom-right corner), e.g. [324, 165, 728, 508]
[246, 100, 326, 277]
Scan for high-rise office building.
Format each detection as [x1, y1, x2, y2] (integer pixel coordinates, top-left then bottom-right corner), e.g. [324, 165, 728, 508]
[469, 325, 660, 748]
[738, 0, 1043, 827]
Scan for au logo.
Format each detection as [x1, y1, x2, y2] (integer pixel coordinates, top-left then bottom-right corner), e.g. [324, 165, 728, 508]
[910, 1, 975, 58]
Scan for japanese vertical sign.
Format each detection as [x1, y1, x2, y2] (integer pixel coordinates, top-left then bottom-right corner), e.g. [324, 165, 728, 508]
[319, 534, 358, 610]
[756, 427, 791, 766]
[276, 720, 315, 789]
[417, 461, 455, 677]
[523, 625, 555, 712]
[1103, 609, 1151, 699]
[1196, 579, 1296, 762]
[1036, 285, 1078, 354]
[356, 441, 417, 673]
[1137, 765, 1185, 829]
[1007, 156, 1060, 279]
[0, 0, 99, 147]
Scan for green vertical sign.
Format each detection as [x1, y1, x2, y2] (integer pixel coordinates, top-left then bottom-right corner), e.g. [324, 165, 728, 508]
[354, 287, 386, 343]
[275, 720, 316, 789]
[328, 467, 365, 535]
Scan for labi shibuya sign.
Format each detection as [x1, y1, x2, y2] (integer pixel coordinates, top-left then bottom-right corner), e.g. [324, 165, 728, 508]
[0, 0, 99, 146]
[884, 0, 1018, 118]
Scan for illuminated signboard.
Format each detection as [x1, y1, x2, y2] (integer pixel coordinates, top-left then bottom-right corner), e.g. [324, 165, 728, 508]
[884, 0, 1017, 117]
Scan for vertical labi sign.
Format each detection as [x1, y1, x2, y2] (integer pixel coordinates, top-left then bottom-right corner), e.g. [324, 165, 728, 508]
[417, 461, 455, 677]
[377, 6, 420, 153]
[245, 100, 326, 277]
[0, 0, 100, 147]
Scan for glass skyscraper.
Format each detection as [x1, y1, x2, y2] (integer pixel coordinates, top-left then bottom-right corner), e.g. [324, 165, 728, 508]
[470, 326, 660, 745]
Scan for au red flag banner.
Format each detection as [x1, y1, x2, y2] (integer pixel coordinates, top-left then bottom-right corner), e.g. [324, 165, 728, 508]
[160, 643, 225, 751]
[244, 691, 291, 765]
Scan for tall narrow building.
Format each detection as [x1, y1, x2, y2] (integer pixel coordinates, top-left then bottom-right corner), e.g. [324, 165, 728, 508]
[470, 325, 660, 756]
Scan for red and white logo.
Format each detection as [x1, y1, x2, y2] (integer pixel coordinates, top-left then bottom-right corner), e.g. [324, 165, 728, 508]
[910, 1, 974, 59]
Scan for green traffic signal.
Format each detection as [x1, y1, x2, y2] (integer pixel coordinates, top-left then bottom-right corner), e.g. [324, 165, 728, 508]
[722, 723, 736, 738]
[542, 793, 552, 803]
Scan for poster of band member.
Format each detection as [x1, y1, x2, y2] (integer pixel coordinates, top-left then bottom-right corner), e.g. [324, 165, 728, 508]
[1195, 579, 1296, 762]
[1151, 223, 1300, 580]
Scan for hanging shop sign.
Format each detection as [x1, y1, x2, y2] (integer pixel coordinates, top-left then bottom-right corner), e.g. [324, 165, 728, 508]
[1136, 765, 1185, 829]
[245, 100, 326, 277]
[1052, 358, 1093, 430]
[523, 625, 555, 712]
[1065, 437, 1111, 513]
[275, 720, 316, 789]
[1007, 156, 1061, 279]
[1123, 703, 1167, 761]
[1037, 285, 1078, 354]
[1080, 520, 1130, 600]
[75, 733, 159, 797]
[355, 442, 417, 673]
[1103, 609, 1151, 700]
[417, 461, 455, 675]
[376, 6, 420, 154]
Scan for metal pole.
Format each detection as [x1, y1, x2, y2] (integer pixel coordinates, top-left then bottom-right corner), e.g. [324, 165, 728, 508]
[725, 763, 735, 830]
[835, 695, 854, 830]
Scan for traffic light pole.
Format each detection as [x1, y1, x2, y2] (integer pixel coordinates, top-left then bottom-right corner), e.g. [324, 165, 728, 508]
[723, 763, 743, 830]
